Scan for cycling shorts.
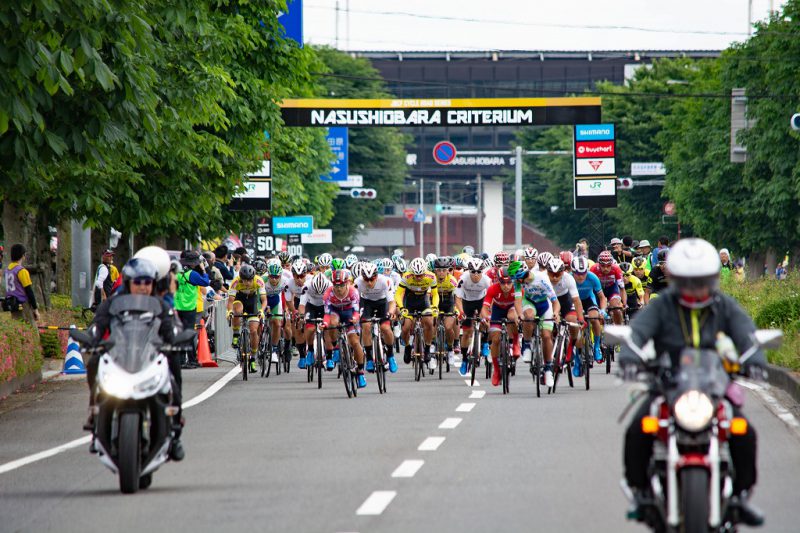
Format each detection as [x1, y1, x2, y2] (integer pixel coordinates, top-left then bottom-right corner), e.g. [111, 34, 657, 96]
[304, 303, 325, 328]
[329, 307, 358, 334]
[557, 294, 577, 317]
[234, 294, 261, 322]
[361, 298, 390, 325]
[580, 297, 599, 314]
[461, 300, 484, 328]
[489, 305, 513, 332]
[602, 285, 622, 301]
[521, 299, 554, 331]
[437, 296, 455, 314]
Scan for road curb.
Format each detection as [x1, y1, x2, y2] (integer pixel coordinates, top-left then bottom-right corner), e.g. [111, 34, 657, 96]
[767, 364, 800, 405]
[0, 370, 43, 399]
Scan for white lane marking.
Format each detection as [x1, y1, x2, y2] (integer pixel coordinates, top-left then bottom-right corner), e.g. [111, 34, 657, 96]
[465, 379, 480, 387]
[456, 402, 475, 412]
[469, 390, 486, 399]
[739, 380, 800, 435]
[0, 366, 241, 476]
[391, 459, 425, 478]
[418, 436, 446, 451]
[439, 417, 462, 429]
[356, 491, 397, 515]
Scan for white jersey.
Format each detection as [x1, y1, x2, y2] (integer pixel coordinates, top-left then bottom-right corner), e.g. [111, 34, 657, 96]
[262, 276, 289, 299]
[389, 271, 402, 291]
[286, 276, 305, 299]
[355, 274, 394, 301]
[516, 270, 556, 304]
[299, 278, 325, 307]
[455, 274, 492, 302]
[551, 272, 579, 299]
[281, 269, 293, 287]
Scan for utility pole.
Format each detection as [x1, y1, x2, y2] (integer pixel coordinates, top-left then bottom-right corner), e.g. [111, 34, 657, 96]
[476, 173, 482, 253]
[515, 145, 523, 248]
[419, 178, 424, 258]
[335, 0, 340, 48]
[435, 181, 441, 256]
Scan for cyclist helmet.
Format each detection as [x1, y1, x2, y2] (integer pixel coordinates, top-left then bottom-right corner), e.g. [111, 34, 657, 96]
[467, 257, 484, 273]
[409, 257, 427, 276]
[253, 259, 268, 275]
[278, 251, 291, 265]
[571, 256, 589, 275]
[291, 260, 307, 276]
[266, 263, 282, 277]
[331, 269, 349, 286]
[331, 258, 345, 271]
[311, 273, 331, 294]
[453, 254, 465, 269]
[559, 251, 574, 266]
[433, 257, 452, 269]
[239, 263, 256, 280]
[351, 262, 364, 279]
[462, 245, 475, 256]
[133, 246, 171, 280]
[121, 257, 158, 282]
[394, 256, 407, 273]
[380, 258, 393, 273]
[619, 262, 633, 275]
[537, 251, 554, 269]
[317, 253, 333, 267]
[632, 256, 647, 270]
[361, 262, 377, 279]
[507, 260, 528, 280]
[494, 251, 510, 266]
[496, 266, 513, 283]
[667, 238, 720, 309]
[344, 253, 358, 269]
[598, 250, 614, 265]
[482, 258, 494, 270]
[523, 247, 538, 260]
[547, 257, 565, 273]
[657, 248, 669, 262]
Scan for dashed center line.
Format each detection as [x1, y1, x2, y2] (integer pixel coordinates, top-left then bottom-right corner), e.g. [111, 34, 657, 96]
[392, 460, 425, 478]
[439, 417, 462, 429]
[356, 491, 397, 515]
[469, 390, 486, 399]
[464, 379, 481, 387]
[418, 436, 446, 451]
[456, 402, 476, 412]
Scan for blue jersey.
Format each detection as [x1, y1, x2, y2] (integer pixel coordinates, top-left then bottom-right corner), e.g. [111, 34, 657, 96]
[576, 272, 603, 306]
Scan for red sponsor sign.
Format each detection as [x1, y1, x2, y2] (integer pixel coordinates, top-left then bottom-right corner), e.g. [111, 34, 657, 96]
[403, 208, 416, 221]
[575, 140, 615, 158]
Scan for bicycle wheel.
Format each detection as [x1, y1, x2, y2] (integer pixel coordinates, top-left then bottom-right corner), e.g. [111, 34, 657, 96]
[501, 332, 510, 395]
[583, 330, 592, 391]
[316, 333, 324, 389]
[470, 328, 480, 386]
[239, 345, 247, 381]
[437, 325, 445, 380]
[341, 340, 353, 398]
[566, 337, 575, 389]
[374, 328, 386, 394]
[605, 341, 612, 375]
[551, 333, 563, 394]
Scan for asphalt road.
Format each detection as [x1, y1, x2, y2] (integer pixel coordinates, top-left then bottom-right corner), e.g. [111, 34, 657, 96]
[1, 357, 799, 533]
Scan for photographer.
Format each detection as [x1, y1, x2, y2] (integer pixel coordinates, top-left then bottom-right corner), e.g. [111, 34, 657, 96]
[175, 250, 210, 368]
[213, 245, 235, 283]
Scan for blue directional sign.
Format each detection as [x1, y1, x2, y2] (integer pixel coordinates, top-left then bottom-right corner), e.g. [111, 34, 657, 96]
[321, 127, 348, 182]
[272, 216, 314, 235]
[575, 123, 615, 141]
[412, 208, 425, 223]
[278, 0, 303, 47]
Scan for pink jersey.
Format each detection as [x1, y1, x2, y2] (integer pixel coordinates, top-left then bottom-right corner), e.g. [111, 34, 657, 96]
[482, 282, 516, 310]
[322, 285, 361, 325]
[590, 263, 624, 289]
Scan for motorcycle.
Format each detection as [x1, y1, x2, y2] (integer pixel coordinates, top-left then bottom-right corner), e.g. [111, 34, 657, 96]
[73, 295, 195, 494]
[605, 325, 782, 533]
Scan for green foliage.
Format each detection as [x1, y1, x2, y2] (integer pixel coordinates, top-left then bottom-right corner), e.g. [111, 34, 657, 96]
[754, 296, 800, 329]
[0, 314, 43, 384]
[311, 47, 411, 252]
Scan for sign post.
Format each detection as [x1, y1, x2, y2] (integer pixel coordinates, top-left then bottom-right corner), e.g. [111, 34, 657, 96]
[573, 124, 617, 209]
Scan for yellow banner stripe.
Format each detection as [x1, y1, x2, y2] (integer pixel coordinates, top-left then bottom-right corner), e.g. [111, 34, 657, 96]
[281, 97, 601, 109]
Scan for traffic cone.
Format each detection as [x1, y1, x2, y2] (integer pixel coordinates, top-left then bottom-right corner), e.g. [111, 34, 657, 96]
[63, 326, 87, 375]
[197, 319, 217, 368]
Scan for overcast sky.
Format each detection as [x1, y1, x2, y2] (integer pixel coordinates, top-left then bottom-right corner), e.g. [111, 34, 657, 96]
[303, 0, 786, 51]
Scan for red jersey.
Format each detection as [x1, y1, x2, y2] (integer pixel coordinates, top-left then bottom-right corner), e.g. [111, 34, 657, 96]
[482, 282, 516, 310]
[590, 263, 624, 289]
[322, 285, 360, 326]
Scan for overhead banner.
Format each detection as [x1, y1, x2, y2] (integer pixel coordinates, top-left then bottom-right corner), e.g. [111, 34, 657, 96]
[281, 97, 602, 127]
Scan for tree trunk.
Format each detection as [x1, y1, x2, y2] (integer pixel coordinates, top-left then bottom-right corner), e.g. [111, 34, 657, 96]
[764, 248, 778, 279]
[55, 219, 72, 295]
[746, 250, 765, 280]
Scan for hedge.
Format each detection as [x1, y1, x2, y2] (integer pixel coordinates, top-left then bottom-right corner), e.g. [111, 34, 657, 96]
[0, 313, 43, 385]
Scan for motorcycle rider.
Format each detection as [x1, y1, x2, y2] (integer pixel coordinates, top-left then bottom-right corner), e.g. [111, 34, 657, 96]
[619, 238, 766, 526]
[84, 257, 186, 461]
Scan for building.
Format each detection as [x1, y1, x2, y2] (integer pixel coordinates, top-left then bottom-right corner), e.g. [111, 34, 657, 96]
[350, 50, 721, 256]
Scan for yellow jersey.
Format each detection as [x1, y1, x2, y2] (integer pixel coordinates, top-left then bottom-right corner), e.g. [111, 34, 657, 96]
[394, 271, 439, 309]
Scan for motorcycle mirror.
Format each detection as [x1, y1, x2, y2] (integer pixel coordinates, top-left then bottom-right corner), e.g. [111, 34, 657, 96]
[174, 329, 197, 345]
[99, 339, 115, 350]
[604, 325, 633, 346]
[70, 330, 94, 345]
[754, 329, 783, 350]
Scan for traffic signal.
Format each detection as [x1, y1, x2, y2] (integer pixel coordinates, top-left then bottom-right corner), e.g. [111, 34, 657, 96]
[617, 178, 633, 190]
[792, 113, 800, 132]
[350, 188, 377, 199]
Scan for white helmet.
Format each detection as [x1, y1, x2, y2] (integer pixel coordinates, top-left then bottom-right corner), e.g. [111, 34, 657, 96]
[134, 246, 171, 280]
[571, 256, 589, 274]
[345, 253, 358, 268]
[409, 257, 427, 276]
[291, 260, 307, 276]
[360, 262, 377, 279]
[546, 257, 565, 273]
[523, 247, 538, 259]
[351, 261, 364, 279]
[311, 273, 331, 294]
[317, 253, 332, 267]
[537, 251, 554, 269]
[666, 238, 720, 308]
[467, 257, 484, 272]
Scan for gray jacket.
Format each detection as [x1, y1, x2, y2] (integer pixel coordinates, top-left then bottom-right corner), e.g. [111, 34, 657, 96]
[620, 286, 766, 370]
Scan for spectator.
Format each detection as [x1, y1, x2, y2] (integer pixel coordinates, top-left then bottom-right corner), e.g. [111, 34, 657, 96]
[718, 248, 734, 283]
[92, 249, 119, 308]
[213, 245, 235, 283]
[637, 240, 653, 270]
[651, 236, 670, 267]
[175, 250, 210, 368]
[203, 251, 224, 292]
[733, 259, 746, 282]
[609, 237, 631, 263]
[776, 261, 788, 280]
[2, 244, 40, 328]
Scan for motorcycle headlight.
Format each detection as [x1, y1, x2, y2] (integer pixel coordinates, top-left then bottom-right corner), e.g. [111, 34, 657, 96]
[673, 390, 714, 432]
[99, 371, 130, 398]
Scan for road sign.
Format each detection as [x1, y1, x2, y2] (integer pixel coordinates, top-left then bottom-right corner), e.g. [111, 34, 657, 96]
[277, 0, 303, 46]
[336, 174, 363, 188]
[432, 141, 457, 165]
[301, 228, 333, 244]
[663, 201, 676, 216]
[321, 127, 348, 181]
[350, 188, 377, 199]
[617, 178, 634, 189]
[230, 180, 272, 211]
[631, 162, 666, 176]
[403, 208, 416, 221]
[574, 123, 617, 209]
[412, 208, 425, 223]
[272, 216, 314, 235]
[576, 158, 616, 176]
[575, 123, 615, 141]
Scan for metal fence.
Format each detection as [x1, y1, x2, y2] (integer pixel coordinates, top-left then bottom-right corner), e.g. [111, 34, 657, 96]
[207, 299, 236, 364]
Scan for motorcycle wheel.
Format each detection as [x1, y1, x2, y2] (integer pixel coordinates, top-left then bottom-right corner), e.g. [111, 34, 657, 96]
[680, 467, 710, 533]
[139, 473, 153, 490]
[118, 412, 141, 494]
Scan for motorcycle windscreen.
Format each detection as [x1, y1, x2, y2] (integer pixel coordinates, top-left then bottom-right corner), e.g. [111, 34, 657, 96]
[674, 349, 730, 398]
[107, 298, 163, 373]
